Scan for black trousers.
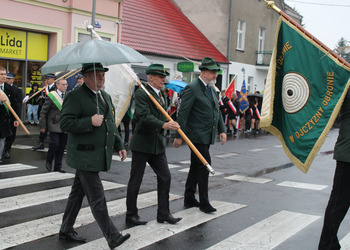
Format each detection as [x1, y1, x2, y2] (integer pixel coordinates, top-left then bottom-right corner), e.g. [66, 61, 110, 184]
[126, 151, 171, 216]
[185, 143, 211, 207]
[61, 170, 121, 243]
[4, 122, 17, 152]
[46, 132, 67, 170]
[319, 161, 350, 250]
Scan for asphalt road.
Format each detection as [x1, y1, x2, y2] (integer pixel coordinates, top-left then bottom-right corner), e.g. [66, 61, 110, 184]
[1, 127, 349, 250]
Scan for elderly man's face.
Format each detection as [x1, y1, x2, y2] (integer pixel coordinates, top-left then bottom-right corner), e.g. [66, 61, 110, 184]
[56, 79, 68, 93]
[148, 74, 166, 90]
[201, 70, 217, 85]
[83, 70, 105, 91]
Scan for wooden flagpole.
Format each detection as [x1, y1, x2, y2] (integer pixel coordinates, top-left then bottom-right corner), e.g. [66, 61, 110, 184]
[0, 89, 30, 135]
[25, 69, 81, 103]
[265, 1, 350, 68]
[136, 80, 215, 175]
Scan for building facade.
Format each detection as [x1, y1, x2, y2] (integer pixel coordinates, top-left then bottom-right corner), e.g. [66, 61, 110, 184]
[173, 0, 301, 93]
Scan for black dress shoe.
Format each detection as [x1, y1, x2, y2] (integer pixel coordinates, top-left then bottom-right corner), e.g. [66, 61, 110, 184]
[3, 151, 10, 159]
[32, 142, 44, 150]
[184, 199, 200, 208]
[200, 204, 217, 213]
[59, 230, 86, 243]
[55, 168, 66, 173]
[126, 215, 147, 225]
[45, 162, 52, 171]
[108, 233, 131, 249]
[157, 214, 182, 224]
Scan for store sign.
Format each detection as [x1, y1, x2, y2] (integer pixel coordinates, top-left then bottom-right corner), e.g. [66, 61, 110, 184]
[27, 32, 48, 61]
[177, 61, 195, 72]
[0, 28, 26, 59]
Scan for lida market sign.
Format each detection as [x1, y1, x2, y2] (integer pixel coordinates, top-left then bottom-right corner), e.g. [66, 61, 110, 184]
[0, 28, 26, 59]
[177, 61, 195, 72]
[0, 28, 48, 61]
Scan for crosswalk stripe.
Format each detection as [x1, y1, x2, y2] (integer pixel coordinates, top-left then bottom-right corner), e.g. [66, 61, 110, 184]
[0, 172, 75, 190]
[340, 232, 350, 249]
[225, 175, 273, 184]
[248, 148, 266, 152]
[178, 168, 224, 176]
[207, 210, 320, 249]
[0, 191, 182, 249]
[111, 155, 132, 162]
[168, 164, 182, 169]
[11, 144, 49, 152]
[70, 201, 246, 250]
[178, 160, 191, 164]
[0, 163, 37, 173]
[273, 145, 283, 148]
[277, 181, 328, 190]
[0, 181, 125, 214]
[215, 152, 238, 158]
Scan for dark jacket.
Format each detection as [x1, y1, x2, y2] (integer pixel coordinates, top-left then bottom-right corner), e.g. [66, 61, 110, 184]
[129, 84, 167, 154]
[39, 91, 63, 133]
[176, 78, 226, 144]
[60, 83, 124, 172]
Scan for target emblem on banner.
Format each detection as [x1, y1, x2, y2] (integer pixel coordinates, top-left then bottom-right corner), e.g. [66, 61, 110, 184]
[282, 72, 310, 114]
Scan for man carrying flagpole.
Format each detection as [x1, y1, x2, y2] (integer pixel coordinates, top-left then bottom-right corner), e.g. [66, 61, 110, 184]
[173, 57, 226, 213]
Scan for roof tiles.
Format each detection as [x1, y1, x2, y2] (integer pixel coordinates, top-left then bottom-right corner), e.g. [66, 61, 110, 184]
[121, 0, 229, 63]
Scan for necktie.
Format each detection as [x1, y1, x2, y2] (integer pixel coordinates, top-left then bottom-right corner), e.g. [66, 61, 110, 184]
[207, 85, 212, 98]
[98, 92, 106, 106]
[61, 93, 64, 99]
[158, 92, 164, 106]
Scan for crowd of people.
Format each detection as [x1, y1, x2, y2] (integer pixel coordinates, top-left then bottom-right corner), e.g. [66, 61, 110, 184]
[0, 56, 349, 249]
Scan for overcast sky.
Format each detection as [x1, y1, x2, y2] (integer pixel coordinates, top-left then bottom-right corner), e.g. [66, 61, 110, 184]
[284, 0, 350, 50]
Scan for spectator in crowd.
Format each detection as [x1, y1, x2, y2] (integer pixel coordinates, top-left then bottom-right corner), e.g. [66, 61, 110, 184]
[227, 92, 240, 136]
[25, 83, 40, 125]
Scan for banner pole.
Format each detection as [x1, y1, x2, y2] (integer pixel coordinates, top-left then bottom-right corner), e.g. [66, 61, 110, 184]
[264, 1, 350, 68]
[136, 81, 215, 175]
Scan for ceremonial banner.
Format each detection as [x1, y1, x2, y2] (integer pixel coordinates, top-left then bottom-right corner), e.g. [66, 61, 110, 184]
[261, 16, 350, 173]
[238, 79, 249, 114]
[104, 64, 135, 126]
[225, 76, 236, 99]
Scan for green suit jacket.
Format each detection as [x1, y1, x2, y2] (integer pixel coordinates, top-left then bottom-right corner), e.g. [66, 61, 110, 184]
[60, 83, 124, 172]
[129, 84, 167, 154]
[334, 89, 350, 163]
[176, 78, 225, 145]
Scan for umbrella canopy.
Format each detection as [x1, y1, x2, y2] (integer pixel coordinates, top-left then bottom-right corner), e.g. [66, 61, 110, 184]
[41, 39, 148, 75]
[166, 80, 188, 93]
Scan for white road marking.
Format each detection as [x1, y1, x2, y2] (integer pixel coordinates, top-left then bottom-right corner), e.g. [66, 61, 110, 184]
[0, 191, 182, 249]
[111, 155, 131, 162]
[0, 163, 37, 173]
[0, 172, 75, 189]
[248, 148, 266, 152]
[70, 201, 246, 250]
[0, 181, 125, 214]
[277, 181, 328, 191]
[208, 210, 320, 249]
[178, 160, 191, 164]
[215, 152, 238, 158]
[225, 175, 273, 184]
[178, 168, 223, 176]
[340, 232, 350, 249]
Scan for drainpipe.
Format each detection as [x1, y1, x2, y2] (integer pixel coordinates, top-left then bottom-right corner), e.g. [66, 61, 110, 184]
[226, 0, 233, 89]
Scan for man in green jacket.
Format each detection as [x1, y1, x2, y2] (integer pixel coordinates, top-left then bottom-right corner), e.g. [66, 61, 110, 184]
[319, 89, 350, 250]
[59, 63, 130, 249]
[173, 57, 227, 213]
[126, 64, 182, 225]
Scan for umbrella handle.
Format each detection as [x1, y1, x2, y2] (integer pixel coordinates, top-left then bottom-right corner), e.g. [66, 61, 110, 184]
[137, 81, 215, 175]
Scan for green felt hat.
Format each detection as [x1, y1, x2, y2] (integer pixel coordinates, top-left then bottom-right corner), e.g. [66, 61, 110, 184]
[145, 64, 170, 76]
[198, 57, 220, 71]
[81, 63, 109, 73]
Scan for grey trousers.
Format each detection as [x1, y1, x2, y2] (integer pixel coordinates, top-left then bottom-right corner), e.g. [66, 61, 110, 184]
[60, 170, 121, 243]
